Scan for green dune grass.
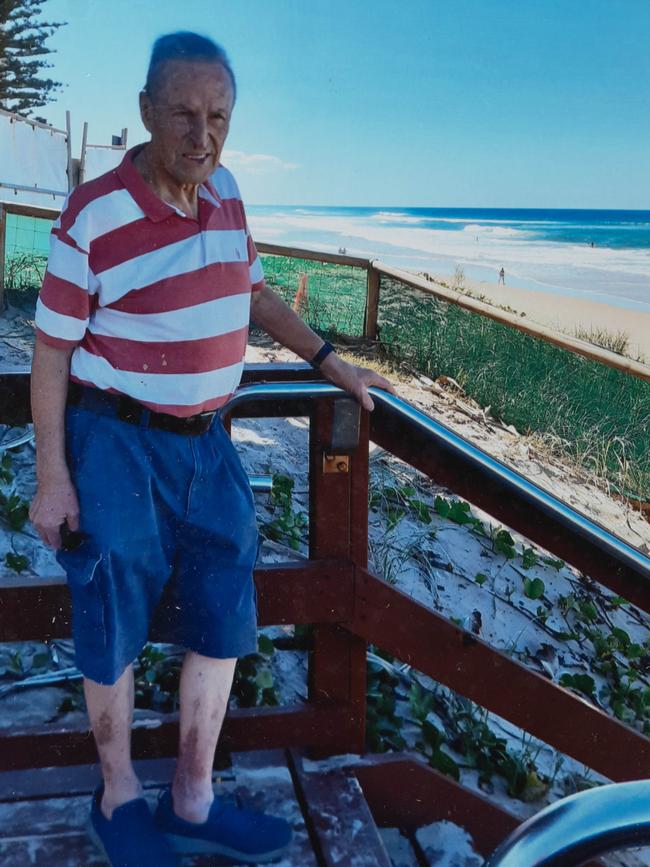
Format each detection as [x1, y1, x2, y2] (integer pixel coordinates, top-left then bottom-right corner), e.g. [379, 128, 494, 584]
[262, 256, 650, 502]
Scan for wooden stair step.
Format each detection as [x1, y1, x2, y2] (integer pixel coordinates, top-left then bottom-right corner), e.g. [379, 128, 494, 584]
[290, 750, 393, 867]
[231, 748, 318, 866]
[378, 827, 421, 867]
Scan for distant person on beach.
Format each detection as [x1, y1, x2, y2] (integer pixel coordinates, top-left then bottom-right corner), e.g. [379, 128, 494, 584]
[29, 31, 394, 867]
[499, 267, 505, 284]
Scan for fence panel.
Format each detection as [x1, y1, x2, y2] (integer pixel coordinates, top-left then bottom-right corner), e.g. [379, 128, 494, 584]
[260, 253, 368, 338]
[377, 274, 650, 502]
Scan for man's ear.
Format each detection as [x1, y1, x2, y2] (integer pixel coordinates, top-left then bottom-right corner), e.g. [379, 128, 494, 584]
[139, 90, 153, 133]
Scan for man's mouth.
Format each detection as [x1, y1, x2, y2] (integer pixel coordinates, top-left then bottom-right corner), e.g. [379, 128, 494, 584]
[184, 153, 210, 163]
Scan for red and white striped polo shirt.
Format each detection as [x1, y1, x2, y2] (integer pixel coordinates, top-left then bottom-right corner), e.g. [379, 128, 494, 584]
[35, 145, 264, 416]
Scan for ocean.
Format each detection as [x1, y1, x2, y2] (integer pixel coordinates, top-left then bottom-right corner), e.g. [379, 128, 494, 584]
[247, 206, 650, 313]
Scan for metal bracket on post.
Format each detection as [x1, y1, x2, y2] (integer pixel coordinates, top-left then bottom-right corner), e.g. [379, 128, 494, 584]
[322, 398, 361, 473]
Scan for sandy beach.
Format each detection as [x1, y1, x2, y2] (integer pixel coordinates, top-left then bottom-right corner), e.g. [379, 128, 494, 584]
[424, 272, 650, 362]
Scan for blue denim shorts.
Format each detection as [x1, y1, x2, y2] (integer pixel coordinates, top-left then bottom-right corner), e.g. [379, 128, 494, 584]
[57, 401, 259, 685]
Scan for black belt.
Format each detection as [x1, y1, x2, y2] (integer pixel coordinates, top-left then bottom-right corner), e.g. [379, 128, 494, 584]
[67, 382, 217, 436]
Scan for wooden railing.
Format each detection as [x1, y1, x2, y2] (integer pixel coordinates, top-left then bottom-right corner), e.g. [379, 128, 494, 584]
[0, 366, 649, 856]
[259, 241, 650, 382]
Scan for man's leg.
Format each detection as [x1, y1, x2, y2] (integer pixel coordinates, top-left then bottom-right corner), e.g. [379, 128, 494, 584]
[171, 651, 237, 823]
[84, 664, 142, 819]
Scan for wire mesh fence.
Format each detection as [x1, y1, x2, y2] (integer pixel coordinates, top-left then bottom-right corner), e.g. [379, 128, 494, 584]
[3, 212, 52, 308]
[1, 216, 647, 502]
[260, 254, 368, 338]
[377, 274, 650, 501]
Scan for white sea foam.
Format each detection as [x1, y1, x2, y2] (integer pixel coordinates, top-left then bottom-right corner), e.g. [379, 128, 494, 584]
[249, 209, 650, 310]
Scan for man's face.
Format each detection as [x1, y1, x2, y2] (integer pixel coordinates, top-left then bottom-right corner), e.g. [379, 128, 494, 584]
[139, 59, 234, 187]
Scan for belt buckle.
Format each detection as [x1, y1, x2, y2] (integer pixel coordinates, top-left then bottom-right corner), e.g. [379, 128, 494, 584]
[201, 411, 216, 430]
[184, 410, 215, 434]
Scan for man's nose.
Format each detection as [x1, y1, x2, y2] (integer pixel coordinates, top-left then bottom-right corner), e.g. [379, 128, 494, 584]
[190, 115, 209, 148]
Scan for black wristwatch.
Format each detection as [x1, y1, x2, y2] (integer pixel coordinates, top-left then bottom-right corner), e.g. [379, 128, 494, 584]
[310, 340, 336, 369]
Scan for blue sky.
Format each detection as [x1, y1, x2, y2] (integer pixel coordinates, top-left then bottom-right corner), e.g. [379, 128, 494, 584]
[41, 0, 650, 208]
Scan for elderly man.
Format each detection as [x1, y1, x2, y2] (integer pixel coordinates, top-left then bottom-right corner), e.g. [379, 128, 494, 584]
[29, 31, 392, 867]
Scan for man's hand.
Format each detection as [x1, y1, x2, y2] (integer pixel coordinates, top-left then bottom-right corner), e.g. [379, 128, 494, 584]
[30, 337, 79, 550]
[29, 476, 80, 550]
[320, 353, 396, 411]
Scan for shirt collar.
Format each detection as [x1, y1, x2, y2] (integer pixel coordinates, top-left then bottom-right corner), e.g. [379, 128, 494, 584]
[116, 145, 222, 222]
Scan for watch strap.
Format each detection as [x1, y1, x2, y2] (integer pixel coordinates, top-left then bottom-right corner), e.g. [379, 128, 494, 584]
[310, 340, 335, 369]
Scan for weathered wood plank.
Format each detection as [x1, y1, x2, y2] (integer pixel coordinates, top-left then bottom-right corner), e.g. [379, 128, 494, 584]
[289, 751, 393, 867]
[0, 833, 106, 867]
[378, 828, 421, 867]
[0, 752, 322, 866]
[0, 758, 180, 802]
[231, 749, 318, 866]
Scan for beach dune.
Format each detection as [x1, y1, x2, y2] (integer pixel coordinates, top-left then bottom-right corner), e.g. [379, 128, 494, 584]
[428, 273, 650, 362]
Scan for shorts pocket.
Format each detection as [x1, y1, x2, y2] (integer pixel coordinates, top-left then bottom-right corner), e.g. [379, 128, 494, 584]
[57, 546, 103, 587]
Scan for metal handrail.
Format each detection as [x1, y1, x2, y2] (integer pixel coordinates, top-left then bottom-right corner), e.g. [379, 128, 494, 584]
[486, 779, 650, 866]
[224, 382, 650, 580]
[249, 474, 273, 494]
[0, 427, 34, 452]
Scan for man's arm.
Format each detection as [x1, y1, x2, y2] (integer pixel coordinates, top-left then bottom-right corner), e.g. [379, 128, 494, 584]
[29, 336, 80, 549]
[250, 285, 395, 410]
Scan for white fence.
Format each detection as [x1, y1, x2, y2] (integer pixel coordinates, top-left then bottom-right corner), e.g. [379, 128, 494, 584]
[0, 109, 127, 207]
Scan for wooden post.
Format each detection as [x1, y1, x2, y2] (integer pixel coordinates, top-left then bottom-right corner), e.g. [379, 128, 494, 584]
[364, 264, 380, 340]
[78, 122, 88, 185]
[0, 204, 6, 314]
[308, 398, 369, 756]
[65, 111, 74, 192]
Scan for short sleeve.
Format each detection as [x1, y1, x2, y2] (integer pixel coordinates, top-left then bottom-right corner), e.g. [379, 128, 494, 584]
[35, 192, 92, 349]
[246, 224, 265, 293]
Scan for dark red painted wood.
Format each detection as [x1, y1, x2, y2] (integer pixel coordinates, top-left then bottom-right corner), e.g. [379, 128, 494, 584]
[352, 753, 519, 856]
[1, 704, 354, 772]
[350, 409, 370, 568]
[350, 568, 650, 781]
[0, 561, 354, 642]
[350, 754, 603, 867]
[308, 400, 367, 756]
[370, 405, 650, 614]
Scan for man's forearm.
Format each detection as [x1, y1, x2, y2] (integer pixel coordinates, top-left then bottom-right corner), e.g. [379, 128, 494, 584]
[250, 286, 325, 362]
[31, 337, 75, 484]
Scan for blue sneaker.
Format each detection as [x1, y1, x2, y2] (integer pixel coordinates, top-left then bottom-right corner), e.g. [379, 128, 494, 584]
[154, 787, 292, 862]
[88, 786, 180, 866]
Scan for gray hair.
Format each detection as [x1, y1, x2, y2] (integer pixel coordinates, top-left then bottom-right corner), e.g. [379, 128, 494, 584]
[144, 31, 236, 102]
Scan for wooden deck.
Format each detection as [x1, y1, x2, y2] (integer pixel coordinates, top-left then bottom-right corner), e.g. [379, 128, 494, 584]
[0, 748, 435, 866]
[2, 370, 648, 866]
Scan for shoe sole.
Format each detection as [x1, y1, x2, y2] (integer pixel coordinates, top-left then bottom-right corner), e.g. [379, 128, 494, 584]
[166, 831, 289, 862]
